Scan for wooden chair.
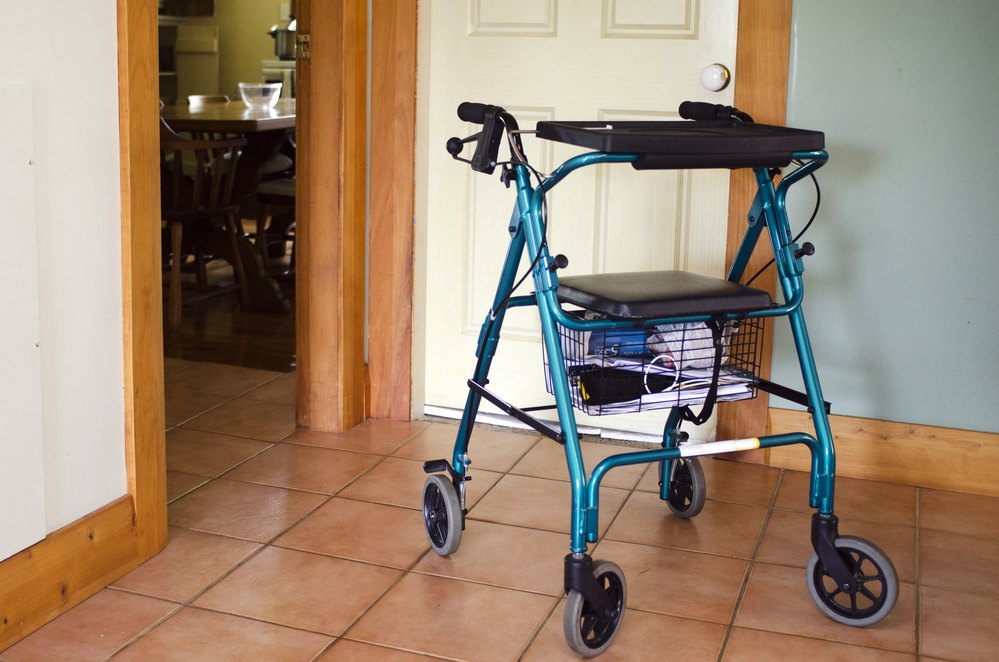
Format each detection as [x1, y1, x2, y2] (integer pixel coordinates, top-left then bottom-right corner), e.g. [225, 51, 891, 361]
[160, 118, 249, 333]
[185, 94, 294, 180]
[254, 177, 296, 277]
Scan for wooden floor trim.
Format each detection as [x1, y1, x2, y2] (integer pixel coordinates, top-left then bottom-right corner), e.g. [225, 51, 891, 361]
[0, 497, 139, 650]
[768, 407, 999, 497]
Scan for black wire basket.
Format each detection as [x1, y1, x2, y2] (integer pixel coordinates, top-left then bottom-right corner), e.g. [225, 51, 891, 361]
[543, 312, 764, 416]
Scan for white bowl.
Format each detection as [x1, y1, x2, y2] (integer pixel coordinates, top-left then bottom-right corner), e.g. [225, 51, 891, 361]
[239, 83, 282, 109]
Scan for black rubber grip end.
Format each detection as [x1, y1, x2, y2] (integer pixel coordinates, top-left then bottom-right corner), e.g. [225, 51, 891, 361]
[679, 101, 733, 121]
[458, 102, 489, 124]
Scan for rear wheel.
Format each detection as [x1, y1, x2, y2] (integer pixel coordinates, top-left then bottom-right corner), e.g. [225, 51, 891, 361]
[666, 457, 705, 518]
[422, 474, 462, 556]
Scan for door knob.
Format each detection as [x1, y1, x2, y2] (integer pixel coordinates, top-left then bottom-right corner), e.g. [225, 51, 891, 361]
[700, 64, 731, 92]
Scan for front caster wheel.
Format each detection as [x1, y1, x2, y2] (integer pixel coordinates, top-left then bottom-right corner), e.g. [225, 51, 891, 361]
[563, 560, 627, 657]
[806, 535, 898, 627]
[422, 474, 462, 556]
[666, 457, 705, 519]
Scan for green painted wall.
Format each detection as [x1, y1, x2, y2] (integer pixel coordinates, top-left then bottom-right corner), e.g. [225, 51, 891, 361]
[771, 0, 999, 433]
[183, 0, 287, 100]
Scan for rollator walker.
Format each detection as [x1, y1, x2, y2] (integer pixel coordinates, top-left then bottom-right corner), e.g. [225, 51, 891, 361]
[422, 101, 899, 657]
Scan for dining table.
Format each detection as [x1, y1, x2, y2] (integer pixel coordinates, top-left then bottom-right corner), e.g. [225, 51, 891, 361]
[160, 99, 296, 314]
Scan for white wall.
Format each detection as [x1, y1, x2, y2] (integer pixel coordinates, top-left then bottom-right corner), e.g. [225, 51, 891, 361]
[0, 0, 127, 536]
[0, 84, 46, 561]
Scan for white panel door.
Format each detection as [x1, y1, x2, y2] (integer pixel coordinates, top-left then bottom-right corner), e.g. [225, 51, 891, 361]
[423, 0, 739, 436]
[0, 84, 46, 561]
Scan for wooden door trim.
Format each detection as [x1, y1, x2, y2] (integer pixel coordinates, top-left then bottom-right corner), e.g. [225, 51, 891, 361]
[295, 0, 368, 431]
[368, 0, 417, 420]
[120, 0, 167, 557]
[717, 0, 794, 453]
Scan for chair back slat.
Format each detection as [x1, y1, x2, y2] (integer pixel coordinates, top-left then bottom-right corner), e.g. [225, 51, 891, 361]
[171, 149, 183, 210]
[192, 148, 207, 209]
[223, 147, 241, 208]
[207, 146, 225, 208]
[159, 117, 246, 218]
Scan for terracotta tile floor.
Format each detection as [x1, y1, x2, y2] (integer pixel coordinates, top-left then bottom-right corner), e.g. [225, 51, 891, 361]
[3, 360, 998, 662]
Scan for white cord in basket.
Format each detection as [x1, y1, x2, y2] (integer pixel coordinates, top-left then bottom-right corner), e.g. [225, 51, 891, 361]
[643, 354, 679, 394]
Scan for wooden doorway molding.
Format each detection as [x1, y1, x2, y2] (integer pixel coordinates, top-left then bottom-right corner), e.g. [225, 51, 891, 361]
[717, 0, 794, 452]
[294, 0, 368, 432]
[296, 0, 417, 430]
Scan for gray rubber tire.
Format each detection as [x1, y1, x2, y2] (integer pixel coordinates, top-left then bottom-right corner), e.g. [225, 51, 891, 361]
[422, 474, 462, 556]
[806, 535, 898, 627]
[563, 560, 627, 657]
[666, 457, 706, 519]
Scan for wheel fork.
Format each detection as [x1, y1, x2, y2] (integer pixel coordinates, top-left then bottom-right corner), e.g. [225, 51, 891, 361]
[812, 513, 857, 594]
[564, 554, 618, 620]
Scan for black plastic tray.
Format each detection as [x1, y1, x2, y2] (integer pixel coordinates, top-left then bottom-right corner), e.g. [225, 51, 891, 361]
[535, 120, 824, 170]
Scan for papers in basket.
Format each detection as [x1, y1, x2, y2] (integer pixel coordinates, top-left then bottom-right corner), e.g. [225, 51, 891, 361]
[574, 356, 755, 413]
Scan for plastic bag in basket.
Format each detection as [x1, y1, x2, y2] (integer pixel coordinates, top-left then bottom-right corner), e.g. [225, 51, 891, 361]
[647, 321, 738, 370]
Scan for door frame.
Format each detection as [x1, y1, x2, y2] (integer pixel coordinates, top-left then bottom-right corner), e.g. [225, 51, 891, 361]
[411, 0, 793, 427]
[717, 0, 794, 451]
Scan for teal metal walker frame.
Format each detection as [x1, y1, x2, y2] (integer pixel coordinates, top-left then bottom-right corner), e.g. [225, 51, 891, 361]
[421, 102, 899, 657]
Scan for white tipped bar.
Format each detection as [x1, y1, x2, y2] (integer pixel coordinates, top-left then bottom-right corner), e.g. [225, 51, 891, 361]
[678, 437, 760, 458]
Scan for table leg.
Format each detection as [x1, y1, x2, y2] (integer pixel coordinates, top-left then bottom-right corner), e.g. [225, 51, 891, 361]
[187, 223, 292, 314]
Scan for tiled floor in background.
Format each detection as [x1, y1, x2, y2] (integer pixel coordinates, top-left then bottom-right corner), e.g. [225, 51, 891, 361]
[2, 360, 997, 661]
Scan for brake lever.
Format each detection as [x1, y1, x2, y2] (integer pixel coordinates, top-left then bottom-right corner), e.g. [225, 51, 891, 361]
[446, 133, 480, 158]
[470, 107, 505, 174]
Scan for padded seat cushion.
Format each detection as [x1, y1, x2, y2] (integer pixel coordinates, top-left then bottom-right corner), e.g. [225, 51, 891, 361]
[557, 270, 772, 320]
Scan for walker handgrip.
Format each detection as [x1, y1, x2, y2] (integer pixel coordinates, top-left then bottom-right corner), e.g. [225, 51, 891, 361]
[458, 102, 491, 124]
[679, 101, 754, 123]
[679, 101, 735, 121]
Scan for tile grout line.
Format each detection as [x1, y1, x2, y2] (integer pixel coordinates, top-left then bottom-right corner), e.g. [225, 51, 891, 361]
[103, 501, 335, 659]
[463, 433, 545, 521]
[166, 367, 289, 428]
[314, 541, 443, 655]
[150, 422, 540, 660]
[98, 602, 186, 662]
[196, 420, 437, 504]
[110, 382, 314, 659]
[594, 461, 653, 549]
[322, 428, 547, 660]
[715, 468, 785, 662]
[114, 434, 342, 657]
[516, 598, 563, 662]
[88, 389, 521, 658]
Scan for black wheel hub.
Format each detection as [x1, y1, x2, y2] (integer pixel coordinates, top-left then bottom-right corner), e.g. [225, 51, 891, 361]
[812, 547, 888, 620]
[423, 482, 449, 548]
[578, 572, 625, 649]
[667, 460, 694, 511]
